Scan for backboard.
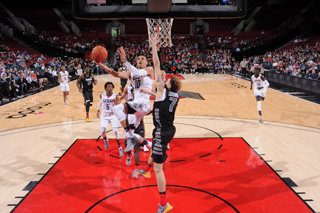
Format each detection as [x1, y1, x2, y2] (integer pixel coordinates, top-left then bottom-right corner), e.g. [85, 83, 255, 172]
[72, 0, 247, 20]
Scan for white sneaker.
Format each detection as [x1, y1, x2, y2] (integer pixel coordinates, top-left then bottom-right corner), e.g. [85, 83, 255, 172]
[126, 155, 132, 166]
[104, 139, 109, 150]
[143, 145, 149, 152]
[119, 147, 124, 157]
[167, 143, 170, 150]
[259, 117, 264, 123]
[63, 101, 66, 105]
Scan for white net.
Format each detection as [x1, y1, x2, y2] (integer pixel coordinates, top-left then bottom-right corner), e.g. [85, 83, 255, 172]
[146, 18, 174, 48]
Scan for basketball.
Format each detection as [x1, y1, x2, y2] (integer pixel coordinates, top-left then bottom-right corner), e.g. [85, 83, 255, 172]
[91, 46, 108, 62]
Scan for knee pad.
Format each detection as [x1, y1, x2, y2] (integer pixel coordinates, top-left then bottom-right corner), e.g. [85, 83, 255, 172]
[113, 128, 120, 140]
[113, 104, 126, 122]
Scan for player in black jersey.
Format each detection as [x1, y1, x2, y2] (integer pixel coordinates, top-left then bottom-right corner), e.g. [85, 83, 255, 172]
[118, 63, 128, 94]
[133, 34, 182, 213]
[76, 66, 98, 122]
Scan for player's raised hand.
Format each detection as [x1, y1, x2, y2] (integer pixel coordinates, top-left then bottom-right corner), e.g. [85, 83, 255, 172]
[151, 32, 160, 48]
[117, 47, 127, 63]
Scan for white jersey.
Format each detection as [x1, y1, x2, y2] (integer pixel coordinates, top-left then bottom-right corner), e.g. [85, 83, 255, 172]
[251, 74, 264, 89]
[60, 71, 69, 85]
[125, 84, 134, 102]
[131, 69, 153, 100]
[101, 93, 117, 117]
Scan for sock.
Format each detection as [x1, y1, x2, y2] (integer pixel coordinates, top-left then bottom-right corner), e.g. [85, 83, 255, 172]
[142, 139, 148, 145]
[160, 191, 167, 207]
[143, 163, 152, 172]
[86, 112, 89, 117]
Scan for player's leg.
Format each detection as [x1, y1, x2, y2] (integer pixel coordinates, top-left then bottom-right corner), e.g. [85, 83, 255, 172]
[111, 116, 124, 156]
[124, 114, 135, 166]
[256, 95, 263, 123]
[83, 91, 91, 121]
[101, 118, 110, 150]
[65, 85, 69, 101]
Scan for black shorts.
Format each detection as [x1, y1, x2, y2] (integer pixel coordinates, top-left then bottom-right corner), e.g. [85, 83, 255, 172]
[83, 90, 93, 104]
[151, 126, 176, 164]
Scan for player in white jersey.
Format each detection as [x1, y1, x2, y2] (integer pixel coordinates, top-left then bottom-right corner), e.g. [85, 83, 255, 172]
[97, 82, 124, 157]
[250, 68, 269, 123]
[58, 64, 70, 105]
[95, 47, 154, 155]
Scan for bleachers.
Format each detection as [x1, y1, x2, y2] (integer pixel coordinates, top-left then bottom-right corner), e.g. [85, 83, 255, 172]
[7, 6, 61, 32]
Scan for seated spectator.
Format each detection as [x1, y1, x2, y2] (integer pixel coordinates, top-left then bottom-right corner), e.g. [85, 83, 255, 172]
[310, 70, 318, 80]
[17, 74, 28, 95]
[304, 70, 311, 79]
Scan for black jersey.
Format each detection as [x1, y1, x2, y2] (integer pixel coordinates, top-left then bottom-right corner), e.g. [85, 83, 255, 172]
[82, 74, 93, 91]
[153, 89, 179, 129]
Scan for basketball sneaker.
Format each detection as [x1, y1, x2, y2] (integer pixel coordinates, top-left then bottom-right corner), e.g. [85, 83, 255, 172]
[86, 117, 91, 122]
[141, 145, 149, 152]
[124, 134, 139, 152]
[259, 117, 264, 123]
[126, 155, 132, 166]
[64, 101, 66, 105]
[132, 169, 139, 179]
[119, 147, 124, 157]
[104, 138, 109, 150]
[167, 144, 170, 150]
[157, 202, 173, 213]
[134, 168, 151, 178]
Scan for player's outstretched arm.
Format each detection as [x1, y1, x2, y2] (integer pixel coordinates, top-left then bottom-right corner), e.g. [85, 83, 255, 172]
[250, 78, 253, 90]
[140, 88, 156, 97]
[96, 62, 131, 79]
[151, 33, 165, 100]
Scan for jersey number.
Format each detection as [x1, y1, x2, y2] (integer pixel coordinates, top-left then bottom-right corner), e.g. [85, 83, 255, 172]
[169, 97, 178, 112]
[135, 79, 141, 89]
[106, 104, 109, 110]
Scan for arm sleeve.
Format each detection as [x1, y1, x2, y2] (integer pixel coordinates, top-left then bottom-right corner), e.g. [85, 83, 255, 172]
[98, 99, 102, 111]
[125, 61, 147, 77]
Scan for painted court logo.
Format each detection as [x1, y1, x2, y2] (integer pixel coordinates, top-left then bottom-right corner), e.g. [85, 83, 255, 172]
[7, 102, 51, 119]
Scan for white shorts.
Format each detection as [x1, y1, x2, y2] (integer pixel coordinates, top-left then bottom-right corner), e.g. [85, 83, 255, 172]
[127, 98, 151, 116]
[60, 84, 69, 92]
[254, 88, 267, 98]
[100, 115, 120, 129]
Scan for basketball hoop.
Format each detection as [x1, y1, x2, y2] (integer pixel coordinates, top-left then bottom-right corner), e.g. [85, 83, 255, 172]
[146, 18, 174, 48]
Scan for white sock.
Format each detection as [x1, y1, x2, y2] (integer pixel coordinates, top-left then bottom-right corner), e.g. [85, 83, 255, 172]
[257, 101, 261, 111]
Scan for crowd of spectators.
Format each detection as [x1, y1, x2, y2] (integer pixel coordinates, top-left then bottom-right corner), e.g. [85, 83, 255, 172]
[259, 39, 320, 80]
[0, 49, 97, 104]
[115, 35, 232, 74]
[22, 31, 106, 52]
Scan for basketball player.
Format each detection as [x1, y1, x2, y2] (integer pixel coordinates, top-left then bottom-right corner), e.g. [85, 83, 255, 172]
[95, 47, 154, 155]
[77, 66, 98, 122]
[97, 82, 124, 156]
[119, 82, 150, 167]
[250, 68, 269, 123]
[151, 69, 171, 150]
[58, 64, 70, 105]
[132, 34, 182, 213]
[118, 63, 128, 93]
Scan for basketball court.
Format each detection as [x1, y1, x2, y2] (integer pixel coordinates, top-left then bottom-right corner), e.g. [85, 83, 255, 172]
[1, 0, 320, 212]
[1, 74, 320, 212]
